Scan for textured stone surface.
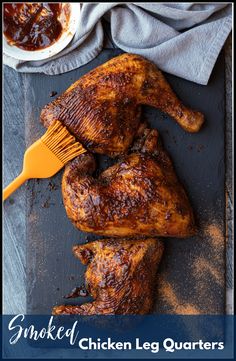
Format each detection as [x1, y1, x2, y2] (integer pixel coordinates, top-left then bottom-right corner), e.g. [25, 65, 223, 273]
[3, 71, 27, 314]
[224, 34, 233, 314]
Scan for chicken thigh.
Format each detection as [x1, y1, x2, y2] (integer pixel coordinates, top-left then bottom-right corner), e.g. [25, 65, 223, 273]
[52, 238, 164, 315]
[41, 53, 204, 157]
[62, 126, 196, 238]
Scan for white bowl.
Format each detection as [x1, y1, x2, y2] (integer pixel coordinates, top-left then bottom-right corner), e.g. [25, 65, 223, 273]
[3, 3, 80, 61]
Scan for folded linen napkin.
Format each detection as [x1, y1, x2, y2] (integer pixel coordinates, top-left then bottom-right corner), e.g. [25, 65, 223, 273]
[3, 3, 232, 85]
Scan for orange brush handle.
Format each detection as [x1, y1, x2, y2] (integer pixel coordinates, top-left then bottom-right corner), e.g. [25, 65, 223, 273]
[3, 172, 28, 201]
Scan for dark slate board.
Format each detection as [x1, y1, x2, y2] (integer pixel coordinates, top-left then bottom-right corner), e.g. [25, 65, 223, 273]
[26, 49, 225, 315]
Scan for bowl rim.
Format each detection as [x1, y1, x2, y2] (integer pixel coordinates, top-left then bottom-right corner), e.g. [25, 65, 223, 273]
[3, 3, 81, 61]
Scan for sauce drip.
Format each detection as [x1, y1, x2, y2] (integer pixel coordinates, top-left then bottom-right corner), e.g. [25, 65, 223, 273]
[4, 3, 63, 51]
[64, 286, 89, 299]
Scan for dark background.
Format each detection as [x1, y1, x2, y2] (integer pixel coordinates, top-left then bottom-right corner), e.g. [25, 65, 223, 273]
[18, 49, 226, 315]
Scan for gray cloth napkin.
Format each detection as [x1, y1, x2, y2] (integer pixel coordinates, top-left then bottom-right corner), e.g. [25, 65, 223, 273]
[3, 3, 232, 85]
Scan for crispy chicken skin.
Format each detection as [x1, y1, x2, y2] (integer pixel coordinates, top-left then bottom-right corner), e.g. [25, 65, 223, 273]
[62, 126, 196, 238]
[52, 238, 164, 315]
[41, 53, 204, 157]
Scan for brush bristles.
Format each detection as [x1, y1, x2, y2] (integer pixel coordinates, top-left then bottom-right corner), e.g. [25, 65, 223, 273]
[41, 120, 86, 164]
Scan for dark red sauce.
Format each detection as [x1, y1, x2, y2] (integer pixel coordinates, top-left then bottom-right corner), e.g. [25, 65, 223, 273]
[64, 286, 89, 299]
[4, 3, 64, 51]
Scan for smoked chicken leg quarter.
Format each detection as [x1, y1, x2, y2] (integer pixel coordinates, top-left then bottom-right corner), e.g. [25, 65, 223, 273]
[53, 238, 164, 315]
[40, 53, 204, 157]
[62, 127, 196, 238]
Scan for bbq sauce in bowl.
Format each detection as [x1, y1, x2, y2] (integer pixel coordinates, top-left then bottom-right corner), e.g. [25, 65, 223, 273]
[3, 3, 65, 51]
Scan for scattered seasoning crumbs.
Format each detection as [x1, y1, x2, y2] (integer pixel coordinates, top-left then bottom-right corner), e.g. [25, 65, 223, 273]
[156, 215, 225, 315]
[42, 198, 50, 208]
[48, 181, 59, 191]
[49, 91, 58, 97]
[197, 144, 205, 152]
[158, 278, 201, 315]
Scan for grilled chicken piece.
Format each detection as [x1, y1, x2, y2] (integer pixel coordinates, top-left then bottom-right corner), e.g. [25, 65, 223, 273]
[41, 53, 204, 157]
[62, 126, 196, 238]
[53, 238, 164, 315]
